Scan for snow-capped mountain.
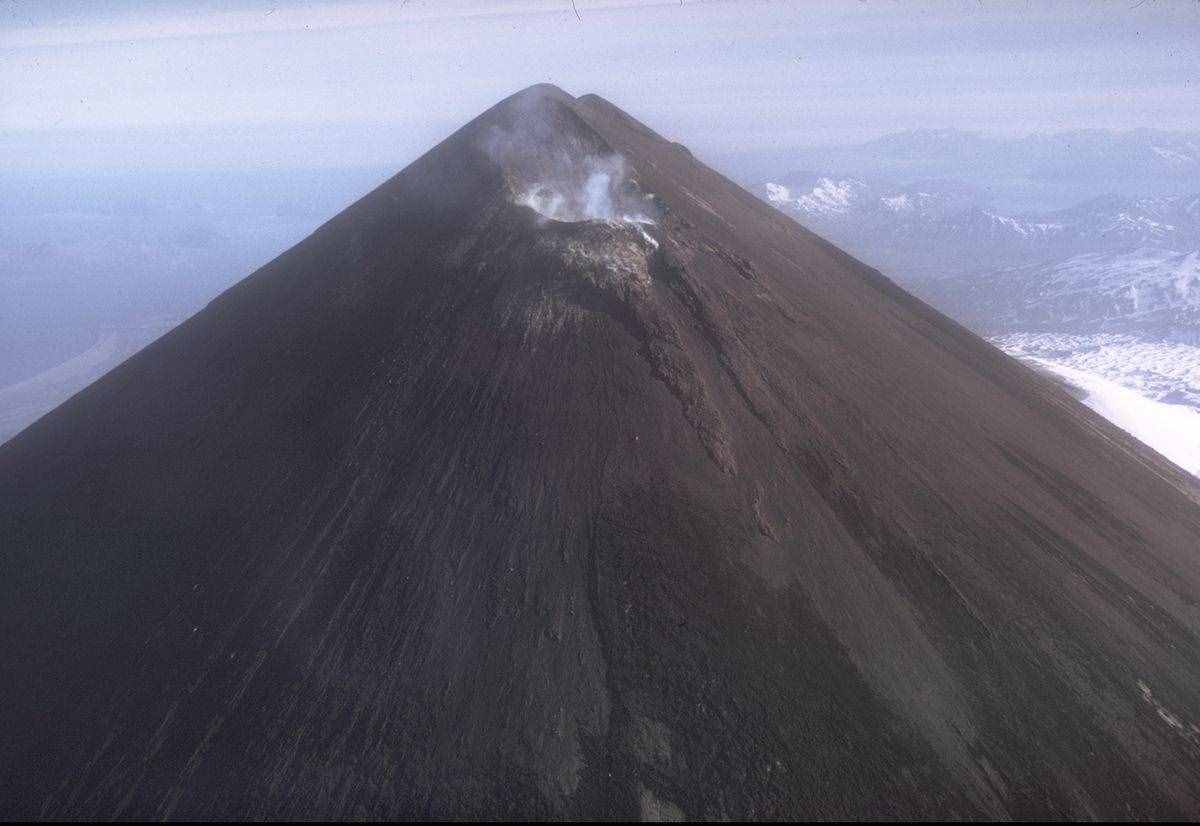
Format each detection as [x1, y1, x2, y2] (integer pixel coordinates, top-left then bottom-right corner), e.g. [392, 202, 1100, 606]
[762, 172, 979, 224]
[761, 174, 1200, 280]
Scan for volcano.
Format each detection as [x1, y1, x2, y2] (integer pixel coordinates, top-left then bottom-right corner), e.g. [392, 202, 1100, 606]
[4, 85, 1200, 819]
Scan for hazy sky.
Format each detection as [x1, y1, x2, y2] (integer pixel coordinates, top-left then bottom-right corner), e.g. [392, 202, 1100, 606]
[2, 0, 1199, 171]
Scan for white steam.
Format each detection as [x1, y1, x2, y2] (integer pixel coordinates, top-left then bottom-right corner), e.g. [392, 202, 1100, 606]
[516, 155, 656, 224]
[475, 88, 658, 226]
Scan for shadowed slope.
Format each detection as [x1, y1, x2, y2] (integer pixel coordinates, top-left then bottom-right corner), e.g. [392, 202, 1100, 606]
[3, 85, 1200, 819]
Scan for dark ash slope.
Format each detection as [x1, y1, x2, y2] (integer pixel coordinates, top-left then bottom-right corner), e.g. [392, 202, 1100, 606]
[3, 85, 1200, 819]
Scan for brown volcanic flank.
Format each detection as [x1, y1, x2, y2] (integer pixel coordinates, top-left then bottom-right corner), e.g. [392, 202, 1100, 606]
[3, 85, 1200, 819]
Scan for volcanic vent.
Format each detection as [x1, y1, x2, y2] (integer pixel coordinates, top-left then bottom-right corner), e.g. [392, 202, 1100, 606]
[481, 84, 659, 224]
[4, 84, 1200, 820]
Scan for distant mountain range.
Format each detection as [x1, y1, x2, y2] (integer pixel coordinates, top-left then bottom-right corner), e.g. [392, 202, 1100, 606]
[760, 172, 1200, 282]
[911, 248, 1200, 340]
[744, 128, 1200, 213]
[848, 129, 1200, 186]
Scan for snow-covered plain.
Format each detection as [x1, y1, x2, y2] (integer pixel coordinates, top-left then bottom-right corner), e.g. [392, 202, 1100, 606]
[994, 333, 1200, 409]
[996, 333, 1200, 477]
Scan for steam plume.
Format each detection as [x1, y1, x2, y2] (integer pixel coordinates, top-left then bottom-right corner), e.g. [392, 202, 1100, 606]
[478, 89, 657, 225]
